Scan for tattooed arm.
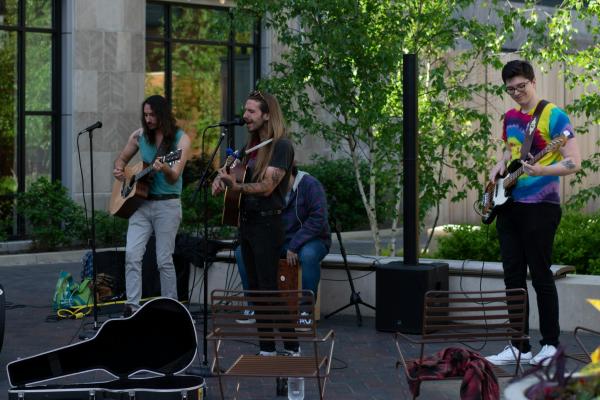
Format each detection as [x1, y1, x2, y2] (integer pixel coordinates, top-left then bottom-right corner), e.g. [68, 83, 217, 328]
[218, 166, 286, 196]
[521, 136, 581, 177]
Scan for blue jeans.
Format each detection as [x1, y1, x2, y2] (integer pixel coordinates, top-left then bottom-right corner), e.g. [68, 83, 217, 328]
[235, 238, 328, 300]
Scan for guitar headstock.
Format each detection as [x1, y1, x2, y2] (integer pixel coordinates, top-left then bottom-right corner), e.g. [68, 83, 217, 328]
[223, 147, 241, 173]
[551, 130, 570, 148]
[160, 149, 183, 165]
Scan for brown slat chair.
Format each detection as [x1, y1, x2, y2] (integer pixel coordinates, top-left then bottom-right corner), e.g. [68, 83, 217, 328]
[207, 289, 335, 400]
[569, 326, 600, 364]
[395, 289, 529, 399]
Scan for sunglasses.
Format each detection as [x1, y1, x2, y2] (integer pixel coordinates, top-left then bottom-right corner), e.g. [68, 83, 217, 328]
[249, 89, 266, 101]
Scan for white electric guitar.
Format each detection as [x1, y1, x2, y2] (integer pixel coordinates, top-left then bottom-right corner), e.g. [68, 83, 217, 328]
[480, 132, 569, 224]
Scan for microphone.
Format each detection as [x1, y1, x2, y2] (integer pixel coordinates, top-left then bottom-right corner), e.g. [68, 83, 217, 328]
[78, 121, 102, 135]
[209, 117, 246, 128]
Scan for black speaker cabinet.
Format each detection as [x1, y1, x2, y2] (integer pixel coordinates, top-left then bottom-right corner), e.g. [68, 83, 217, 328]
[376, 261, 449, 333]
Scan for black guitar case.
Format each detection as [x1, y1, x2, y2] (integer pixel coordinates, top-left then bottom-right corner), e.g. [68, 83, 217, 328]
[7, 297, 205, 399]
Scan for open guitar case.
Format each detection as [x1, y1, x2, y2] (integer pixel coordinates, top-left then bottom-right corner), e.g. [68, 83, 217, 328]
[6, 297, 206, 399]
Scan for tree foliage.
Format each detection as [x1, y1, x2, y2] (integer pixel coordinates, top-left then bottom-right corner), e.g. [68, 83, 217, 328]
[235, 0, 515, 254]
[512, 0, 600, 209]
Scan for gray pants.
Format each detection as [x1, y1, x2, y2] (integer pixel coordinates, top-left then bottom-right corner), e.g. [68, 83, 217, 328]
[125, 198, 181, 306]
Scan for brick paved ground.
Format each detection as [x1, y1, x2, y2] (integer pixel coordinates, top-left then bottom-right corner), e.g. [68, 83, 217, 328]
[1, 262, 597, 399]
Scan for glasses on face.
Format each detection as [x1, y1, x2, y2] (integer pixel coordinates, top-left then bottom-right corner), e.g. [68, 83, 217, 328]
[505, 80, 530, 95]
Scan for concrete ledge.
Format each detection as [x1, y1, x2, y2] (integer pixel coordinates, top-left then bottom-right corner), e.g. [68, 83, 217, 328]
[0, 248, 121, 267]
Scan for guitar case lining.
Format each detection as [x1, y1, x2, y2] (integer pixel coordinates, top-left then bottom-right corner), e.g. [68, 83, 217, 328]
[7, 297, 205, 399]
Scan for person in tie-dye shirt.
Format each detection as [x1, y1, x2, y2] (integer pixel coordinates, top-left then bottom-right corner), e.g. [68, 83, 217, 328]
[485, 60, 581, 368]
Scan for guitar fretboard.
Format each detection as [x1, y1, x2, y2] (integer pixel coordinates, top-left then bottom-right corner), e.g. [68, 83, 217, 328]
[503, 136, 567, 189]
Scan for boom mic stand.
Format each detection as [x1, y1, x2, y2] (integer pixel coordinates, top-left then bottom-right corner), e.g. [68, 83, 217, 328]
[186, 124, 228, 377]
[324, 196, 375, 327]
[78, 122, 103, 338]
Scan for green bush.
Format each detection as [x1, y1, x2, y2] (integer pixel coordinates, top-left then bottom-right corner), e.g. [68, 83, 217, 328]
[0, 218, 8, 241]
[434, 223, 501, 262]
[94, 210, 128, 248]
[180, 185, 235, 238]
[433, 211, 600, 275]
[552, 211, 600, 275]
[301, 157, 390, 231]
[16, 177, 86, 250]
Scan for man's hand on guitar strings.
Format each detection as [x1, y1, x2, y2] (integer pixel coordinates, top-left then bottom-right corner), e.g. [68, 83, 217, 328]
[217, 168, 237, 191]
[211, 176, 225, 195]
[113, 167, 125, 181]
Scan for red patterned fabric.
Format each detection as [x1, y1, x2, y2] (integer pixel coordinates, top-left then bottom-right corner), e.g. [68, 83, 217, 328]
[407, 347, 499, 400]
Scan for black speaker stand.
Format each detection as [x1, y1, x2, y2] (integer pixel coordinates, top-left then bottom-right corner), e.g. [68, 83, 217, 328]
[324, 201, 375, 327]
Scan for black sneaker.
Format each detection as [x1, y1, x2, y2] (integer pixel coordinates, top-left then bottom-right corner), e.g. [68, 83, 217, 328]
[122, 304, 136, 318]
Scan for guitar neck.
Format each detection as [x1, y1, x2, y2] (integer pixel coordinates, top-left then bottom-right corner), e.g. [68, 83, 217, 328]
[136, 165, 155, 182]
[503, 142, 559, 188]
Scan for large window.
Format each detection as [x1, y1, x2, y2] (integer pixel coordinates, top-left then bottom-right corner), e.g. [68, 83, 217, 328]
[145, 2, 259, 160]
[0, 0, 61, 238]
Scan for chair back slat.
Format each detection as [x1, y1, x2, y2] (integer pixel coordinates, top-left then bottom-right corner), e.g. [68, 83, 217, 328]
[421, 289, 527, 341]
[210, 289, 316, 339]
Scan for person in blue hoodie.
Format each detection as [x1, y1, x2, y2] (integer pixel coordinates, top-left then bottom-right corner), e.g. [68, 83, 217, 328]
[235, 165, 331, 326]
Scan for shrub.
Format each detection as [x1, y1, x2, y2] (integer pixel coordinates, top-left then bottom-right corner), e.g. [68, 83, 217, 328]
[552, 211, 600, 275]
[180, 185, 235, 238]
[16, 177, 86, 250]
[301, 157, 389, 231]
[94, 210, 128, 248]
[433, 210, 600, 275]
[0, 218, 8, 241]
[434, 223, 501, 262]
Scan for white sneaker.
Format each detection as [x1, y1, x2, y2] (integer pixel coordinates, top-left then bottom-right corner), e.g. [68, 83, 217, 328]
[258, 350, 277, 356]
[281, 348, 301, 357]
[235, 309, 256, 324]
[485, 345, 532, 365]
[295, 311, 312, 332]
[530, 345, 557, 366]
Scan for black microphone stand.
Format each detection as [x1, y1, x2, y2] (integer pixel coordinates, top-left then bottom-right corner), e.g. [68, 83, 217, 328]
[186, 124, 229, 377]
[324, 197, 375, 327]
[78, 125, 102, 338]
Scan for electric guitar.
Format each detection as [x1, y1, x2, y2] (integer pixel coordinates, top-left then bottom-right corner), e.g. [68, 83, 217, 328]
[480, 132, 568, 224]
[109, 149, 182, 219]
[221, 149, 247, 226]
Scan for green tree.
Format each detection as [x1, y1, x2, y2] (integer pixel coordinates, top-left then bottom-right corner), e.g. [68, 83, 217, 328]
[513, 0, 600, 209]
[235, 0, 514, 254]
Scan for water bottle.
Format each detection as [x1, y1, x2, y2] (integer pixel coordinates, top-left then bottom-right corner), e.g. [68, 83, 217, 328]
[287, 377, 304, 400]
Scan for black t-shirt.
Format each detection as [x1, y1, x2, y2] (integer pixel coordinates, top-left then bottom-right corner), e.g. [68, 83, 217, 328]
[242, 138, 294, 213]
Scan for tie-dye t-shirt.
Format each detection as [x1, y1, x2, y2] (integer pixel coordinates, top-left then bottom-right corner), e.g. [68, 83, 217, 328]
[502, 102, 574, 204]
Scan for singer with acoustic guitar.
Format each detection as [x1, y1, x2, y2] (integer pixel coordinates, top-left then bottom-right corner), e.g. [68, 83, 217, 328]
[485, 60, 581, 367]
[211, 90, 295, 356]
[112, 95, 191, 318]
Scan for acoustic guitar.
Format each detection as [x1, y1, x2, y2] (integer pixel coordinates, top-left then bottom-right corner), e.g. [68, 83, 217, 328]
[221, 153, 247, 226]
[479, 132, 568, 224]
[109, 149, 182, 219]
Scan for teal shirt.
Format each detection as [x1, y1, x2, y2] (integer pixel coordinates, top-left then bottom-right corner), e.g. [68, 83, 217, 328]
[138, 129, 184, 196]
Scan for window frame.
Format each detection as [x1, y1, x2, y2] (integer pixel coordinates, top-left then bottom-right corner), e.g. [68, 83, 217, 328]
[0, 0, 61, 238]
[146, 1, 261, 149]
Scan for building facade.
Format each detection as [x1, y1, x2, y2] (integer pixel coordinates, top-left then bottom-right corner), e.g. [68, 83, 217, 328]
[0, 0, 275, 238]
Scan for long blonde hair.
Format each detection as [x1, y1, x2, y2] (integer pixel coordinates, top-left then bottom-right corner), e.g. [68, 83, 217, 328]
[247, 91, 287, 181]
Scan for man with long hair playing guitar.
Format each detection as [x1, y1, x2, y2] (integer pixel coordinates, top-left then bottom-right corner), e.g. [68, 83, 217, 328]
[113, 95, 191, 317]
[212, 90, 296, 356]
[485, 60, 581, 367]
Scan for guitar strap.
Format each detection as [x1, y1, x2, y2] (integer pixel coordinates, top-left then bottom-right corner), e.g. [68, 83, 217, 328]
[519, 99, 548, 161]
